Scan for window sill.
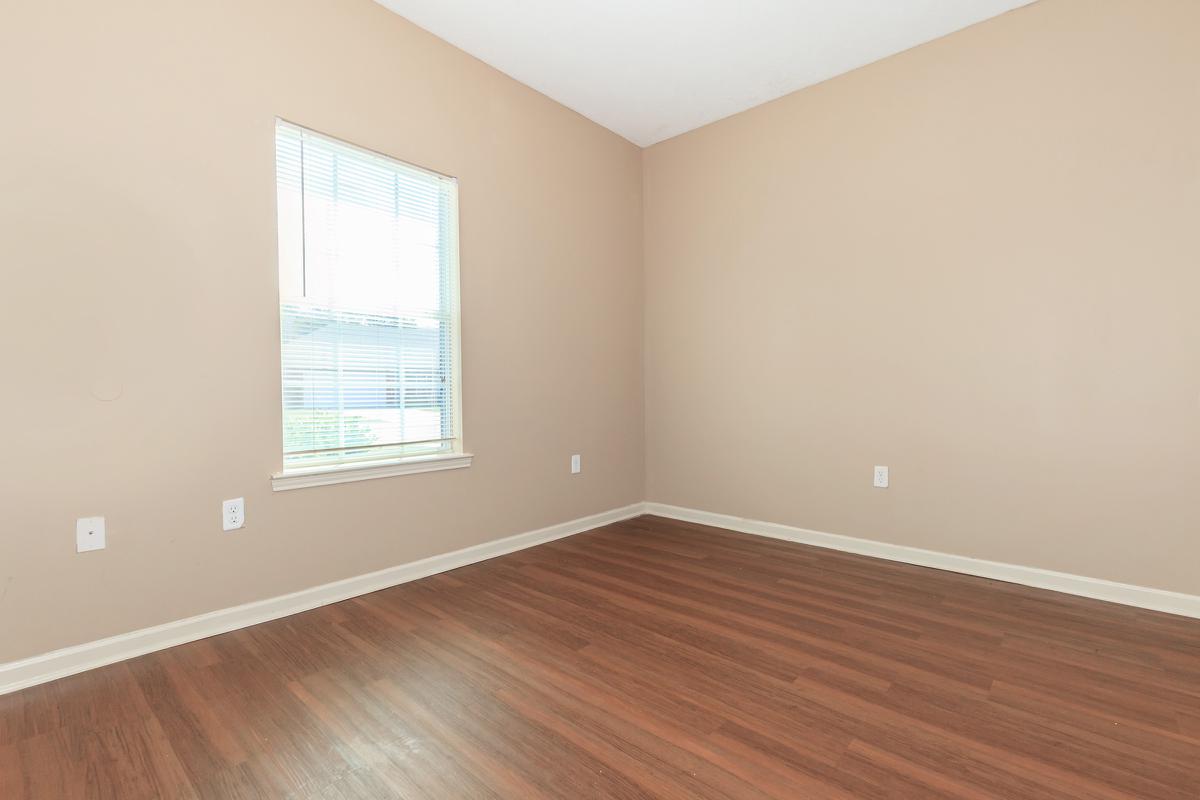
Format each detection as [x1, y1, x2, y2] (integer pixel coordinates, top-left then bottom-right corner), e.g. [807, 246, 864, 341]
[271, 452, 473, 492]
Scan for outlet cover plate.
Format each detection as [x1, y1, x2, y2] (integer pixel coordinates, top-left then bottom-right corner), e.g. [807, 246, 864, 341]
[76, 517, 106, 552]
[873, 466, 889, 489]
[222, 498, 245, 531]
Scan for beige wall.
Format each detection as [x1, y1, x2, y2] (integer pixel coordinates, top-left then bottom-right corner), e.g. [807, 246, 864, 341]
[0, 0, 644, 662]
[644, 0, 1200, 594]
[4, 0, 1198, 666]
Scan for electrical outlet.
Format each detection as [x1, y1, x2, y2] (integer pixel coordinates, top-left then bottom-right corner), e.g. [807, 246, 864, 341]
[873, 466, 889, 489]
[222, 497, 245, 531]
[76, 517, 106, 552]
[570, 454, 581, 474]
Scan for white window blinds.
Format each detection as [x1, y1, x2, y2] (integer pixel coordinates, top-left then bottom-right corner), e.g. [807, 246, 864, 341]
[275, 120, 461, 470]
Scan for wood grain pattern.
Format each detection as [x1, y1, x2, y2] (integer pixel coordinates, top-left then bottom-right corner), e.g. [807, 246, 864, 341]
[2, 514, 1199, 798]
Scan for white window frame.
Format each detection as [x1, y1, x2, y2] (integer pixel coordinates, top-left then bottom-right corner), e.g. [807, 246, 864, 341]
[270, 120, 470, 491]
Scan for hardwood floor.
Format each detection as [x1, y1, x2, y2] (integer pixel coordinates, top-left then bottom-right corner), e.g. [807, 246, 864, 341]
[3, 514, 1199, 798]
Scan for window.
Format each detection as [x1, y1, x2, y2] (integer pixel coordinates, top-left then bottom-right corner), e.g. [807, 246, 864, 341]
[273, 120, 466, 487]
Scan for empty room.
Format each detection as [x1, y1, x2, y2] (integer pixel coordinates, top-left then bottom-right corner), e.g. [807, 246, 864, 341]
[2, 0, 1198, 797]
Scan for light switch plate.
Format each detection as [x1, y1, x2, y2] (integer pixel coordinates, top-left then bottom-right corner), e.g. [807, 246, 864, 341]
[76, 517, 106, 552]
[570, 454, 581, 474]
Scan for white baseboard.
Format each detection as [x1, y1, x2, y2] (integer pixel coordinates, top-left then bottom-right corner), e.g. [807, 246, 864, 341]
[0, 502, 646, 696]
[645, 502, 1200, 620]
[8, 500, 1195, 696]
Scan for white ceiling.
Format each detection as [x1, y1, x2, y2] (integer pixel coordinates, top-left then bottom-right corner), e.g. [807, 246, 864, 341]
[375, 1, 1037, 147]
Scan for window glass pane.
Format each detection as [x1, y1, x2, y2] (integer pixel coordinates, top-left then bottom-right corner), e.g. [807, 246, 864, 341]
[276, 121, 459, 469]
